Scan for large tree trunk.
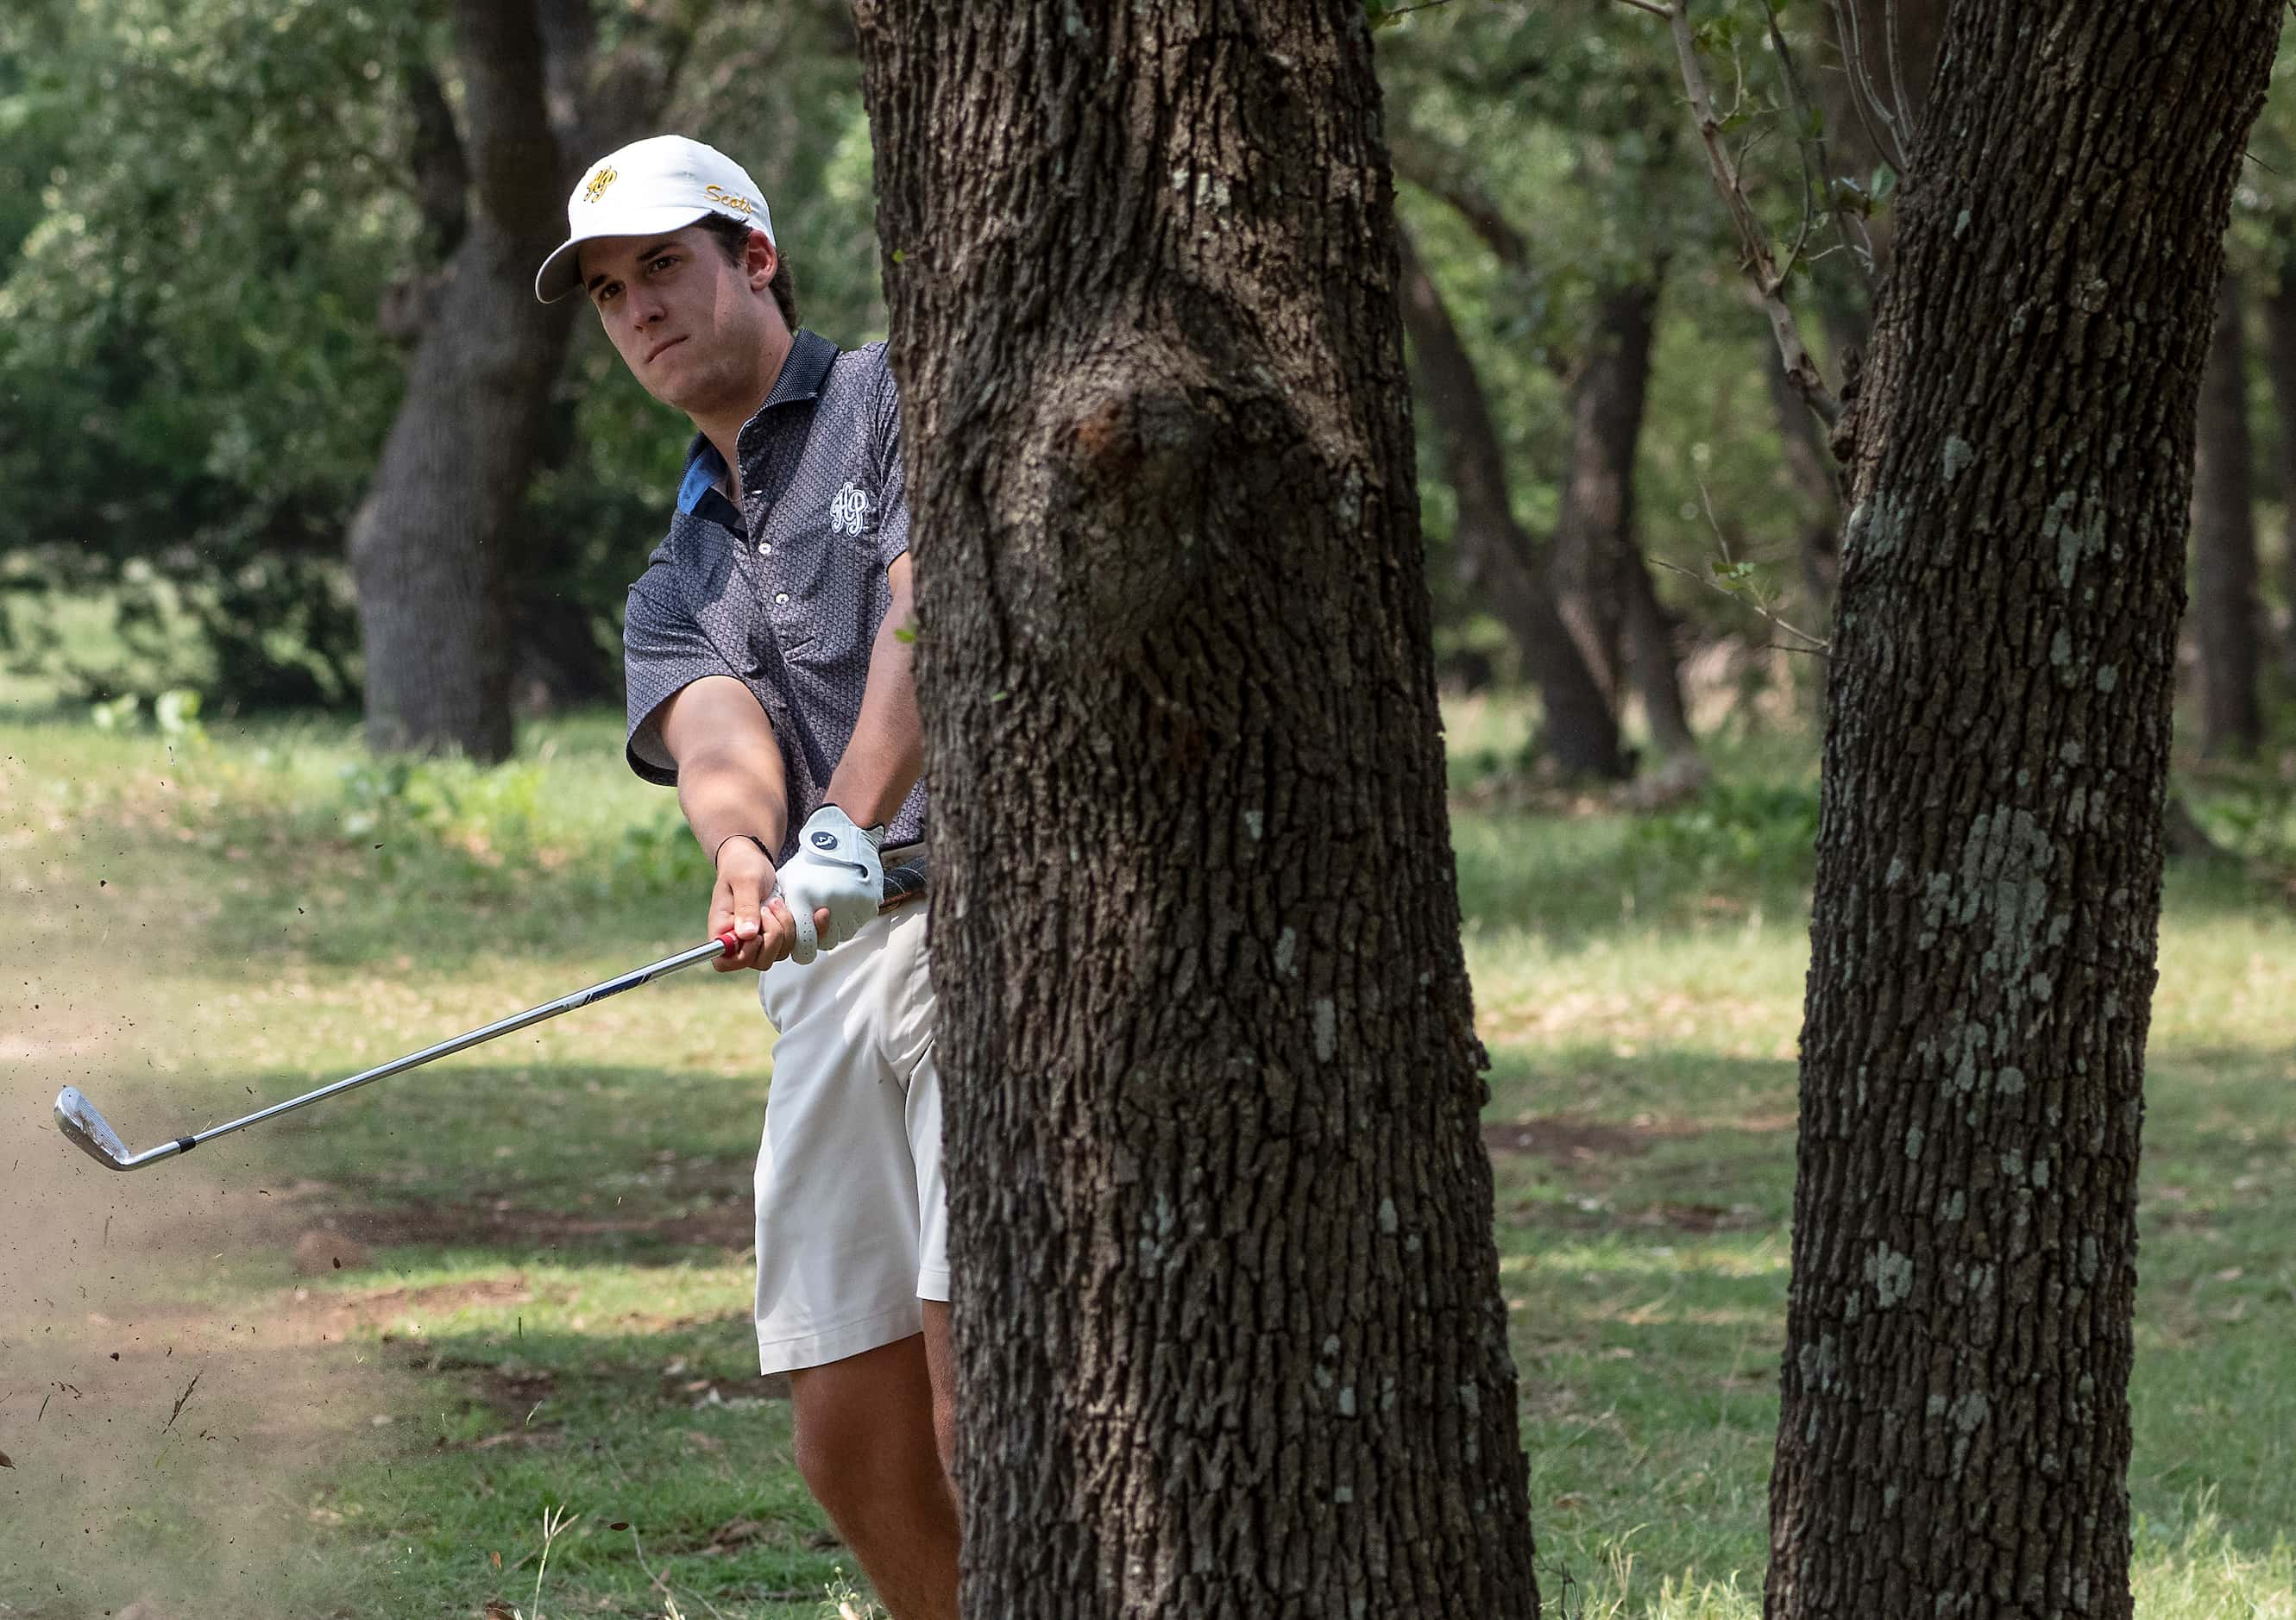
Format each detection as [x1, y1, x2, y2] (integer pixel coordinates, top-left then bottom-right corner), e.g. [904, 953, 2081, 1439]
[2192, 270, 2265, 757]
[1394, 233, 1629, 779]
[854, 3, 1543, 1615]
[1767, 7, 2282, 1619]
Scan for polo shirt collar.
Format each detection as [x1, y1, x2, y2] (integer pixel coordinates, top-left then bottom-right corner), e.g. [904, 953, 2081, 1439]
[675, 329, 840, 516]
[759, 327, 838, 411]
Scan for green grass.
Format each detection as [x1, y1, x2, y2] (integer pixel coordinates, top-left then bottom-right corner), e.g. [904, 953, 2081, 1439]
[3, 694, 2293, 1617]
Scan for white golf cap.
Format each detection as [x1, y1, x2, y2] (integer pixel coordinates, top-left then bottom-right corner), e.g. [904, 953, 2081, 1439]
[534, 135, 774, 304]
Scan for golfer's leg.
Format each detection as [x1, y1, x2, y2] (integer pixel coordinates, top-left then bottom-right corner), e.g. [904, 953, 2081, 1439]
[921, 1299, 956, 1488]
[790, 1335, 959, 1620]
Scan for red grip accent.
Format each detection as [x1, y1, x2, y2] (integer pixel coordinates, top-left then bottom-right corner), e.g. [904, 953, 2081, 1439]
[715, 931, 741, 955]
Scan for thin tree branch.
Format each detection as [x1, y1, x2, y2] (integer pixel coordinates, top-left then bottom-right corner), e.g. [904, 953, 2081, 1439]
[1657, 1, 1841, 424]
[1827, 0, 1910, 173]
[1651, 561, 1830, 655]
[1885, 0, 1916, 161]
[1761, 0, 1873, 285]
[1651, 481, 1833, 656]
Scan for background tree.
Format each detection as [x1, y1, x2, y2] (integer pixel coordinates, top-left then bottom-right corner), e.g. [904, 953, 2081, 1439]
[855, 0, 1543, 1612]
[1397, 229, 1631, 780]
[1381, 3, 1728, 776]
[1761, 6, 2284, 1618]
[1805, 0, 1947, 351]
[349, 0, 693, 759]
[2192, 273, 2266, 757]
[0, 0, 423, 709]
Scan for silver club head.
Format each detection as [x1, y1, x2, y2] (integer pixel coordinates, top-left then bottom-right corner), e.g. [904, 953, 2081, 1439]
[54, 1086, 134, 1171]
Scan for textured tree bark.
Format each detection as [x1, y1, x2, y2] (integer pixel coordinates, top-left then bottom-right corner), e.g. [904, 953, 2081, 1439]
[2192, 271, 2265, 757]
[1767, 8, 2283, 1619]
[1395, 234, 1629, 779]
[854, 3, 1543, 1614]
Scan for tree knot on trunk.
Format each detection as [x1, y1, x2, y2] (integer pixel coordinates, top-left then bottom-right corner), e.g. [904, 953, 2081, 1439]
[1001, 353, 1228, 651]
[1060, 383, 1211, 504]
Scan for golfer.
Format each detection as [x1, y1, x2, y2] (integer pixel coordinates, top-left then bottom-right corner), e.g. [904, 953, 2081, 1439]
[537, 135, 955, 1619]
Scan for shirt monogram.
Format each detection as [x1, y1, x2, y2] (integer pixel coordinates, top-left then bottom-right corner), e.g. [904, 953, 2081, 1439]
[830, 481, 871, 536]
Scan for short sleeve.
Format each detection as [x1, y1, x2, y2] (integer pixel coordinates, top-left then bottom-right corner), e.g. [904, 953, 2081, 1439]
[873, 353, 911, 571]
[621, 580, 738, 787]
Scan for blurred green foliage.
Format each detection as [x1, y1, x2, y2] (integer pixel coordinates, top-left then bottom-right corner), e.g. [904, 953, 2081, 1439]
[1623, 775, 1822, 883]
[0, 0, 884, 714]
[1384, 0, 1859, 690]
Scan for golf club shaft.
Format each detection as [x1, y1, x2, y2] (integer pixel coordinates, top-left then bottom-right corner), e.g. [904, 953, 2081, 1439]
[57, 850, 930, 1171]
[163, 932, 739, 1162]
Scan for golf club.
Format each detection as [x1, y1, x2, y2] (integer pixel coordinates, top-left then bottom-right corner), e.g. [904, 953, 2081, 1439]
[54, 851, 928, 1172]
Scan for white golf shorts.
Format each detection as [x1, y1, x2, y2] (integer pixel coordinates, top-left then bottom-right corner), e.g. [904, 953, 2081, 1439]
[752, 900, 947, 1375]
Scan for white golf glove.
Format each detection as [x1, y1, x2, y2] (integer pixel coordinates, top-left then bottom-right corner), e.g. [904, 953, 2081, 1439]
[775, 805, 884, 964]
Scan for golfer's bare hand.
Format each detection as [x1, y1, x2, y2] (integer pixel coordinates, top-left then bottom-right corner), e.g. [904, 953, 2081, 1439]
[711, 840, 791, 971]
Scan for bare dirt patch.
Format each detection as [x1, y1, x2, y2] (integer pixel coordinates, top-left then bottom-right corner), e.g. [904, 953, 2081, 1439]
[1484, 1115, 1689, 1162]
[309, 1196, 753, 1253]
[1627, 1201, 1765, 1233]
[3, 838, 400, 1618]
[3, 1067, 398, 1618]
[307, 1272, 537, 1335]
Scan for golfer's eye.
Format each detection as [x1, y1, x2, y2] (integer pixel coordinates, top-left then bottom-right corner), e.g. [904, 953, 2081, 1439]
[650, 253, 677, 274]
[594, 282, 620, 306]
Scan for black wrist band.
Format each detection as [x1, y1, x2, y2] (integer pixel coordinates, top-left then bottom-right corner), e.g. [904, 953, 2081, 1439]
[714, 832, 771, 867]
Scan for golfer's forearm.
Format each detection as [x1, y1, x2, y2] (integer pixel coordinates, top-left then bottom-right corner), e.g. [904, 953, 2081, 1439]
[676, 745, 791, 863]
[823, 575, 923, 830]
[659, 675, 792, 861]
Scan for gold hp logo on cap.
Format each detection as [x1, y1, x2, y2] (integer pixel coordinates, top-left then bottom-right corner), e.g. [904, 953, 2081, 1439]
[582, 165, 617, 204]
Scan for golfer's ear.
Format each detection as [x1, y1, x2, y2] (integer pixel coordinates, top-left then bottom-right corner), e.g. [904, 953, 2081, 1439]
[747, 229, 777, 290]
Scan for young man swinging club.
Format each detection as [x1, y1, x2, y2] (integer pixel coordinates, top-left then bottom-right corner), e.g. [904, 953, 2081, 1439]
[535, 135, 957, 1619]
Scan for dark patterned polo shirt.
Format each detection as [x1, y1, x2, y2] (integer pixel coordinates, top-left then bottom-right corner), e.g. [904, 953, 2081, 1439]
[620, 329, 926, 864]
